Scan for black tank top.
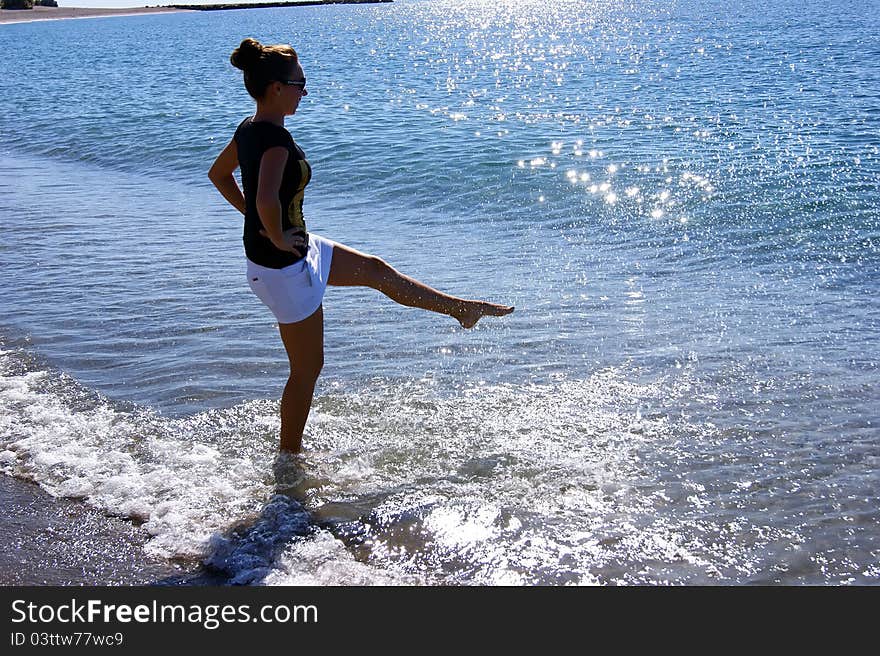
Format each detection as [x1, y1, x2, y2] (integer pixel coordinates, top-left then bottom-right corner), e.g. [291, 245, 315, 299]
[234, 117, 311, 269]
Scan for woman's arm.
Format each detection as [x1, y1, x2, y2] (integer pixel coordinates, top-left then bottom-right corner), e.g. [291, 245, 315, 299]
[208, 138, 246, 215]
[256, 147, 305, 256]
[255, 146, 288, 248]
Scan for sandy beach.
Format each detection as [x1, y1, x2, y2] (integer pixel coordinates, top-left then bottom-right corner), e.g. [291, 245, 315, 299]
[0, 475, 200, 585]
[0, 6, 190, 24]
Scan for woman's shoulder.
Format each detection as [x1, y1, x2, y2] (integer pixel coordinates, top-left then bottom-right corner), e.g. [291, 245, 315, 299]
[234, 116, 255, 135]
[234, 118, 294, 146]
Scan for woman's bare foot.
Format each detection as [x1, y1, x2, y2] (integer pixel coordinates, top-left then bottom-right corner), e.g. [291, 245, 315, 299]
[455, 301, 514, 329]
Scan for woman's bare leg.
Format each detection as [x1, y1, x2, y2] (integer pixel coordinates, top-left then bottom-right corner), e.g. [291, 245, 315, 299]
[328, 243, 514, 328]
[277, 306, 324, 453]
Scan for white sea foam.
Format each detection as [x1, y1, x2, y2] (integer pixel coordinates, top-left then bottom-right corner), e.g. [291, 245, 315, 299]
[2, 345, 697, 584]
[264, 530, 422, 586]
[4, 344, 840, 585]
[0, 350, 274, 559]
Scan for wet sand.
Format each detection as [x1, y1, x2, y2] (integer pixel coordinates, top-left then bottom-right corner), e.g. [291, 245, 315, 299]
[0, 6, 190, 24]
[0, 475, 199, 585]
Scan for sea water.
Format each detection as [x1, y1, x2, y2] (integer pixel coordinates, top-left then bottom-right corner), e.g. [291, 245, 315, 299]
[0, 0, 878, 584]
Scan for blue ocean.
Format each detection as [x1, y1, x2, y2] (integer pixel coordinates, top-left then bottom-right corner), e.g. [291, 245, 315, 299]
[0, 0, 877, 584]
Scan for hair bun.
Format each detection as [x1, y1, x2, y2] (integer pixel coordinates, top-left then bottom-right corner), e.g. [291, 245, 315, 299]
[230, 38, 264, 71]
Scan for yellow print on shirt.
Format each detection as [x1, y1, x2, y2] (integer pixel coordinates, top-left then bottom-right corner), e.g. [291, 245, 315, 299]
[286, 160, 310, 231]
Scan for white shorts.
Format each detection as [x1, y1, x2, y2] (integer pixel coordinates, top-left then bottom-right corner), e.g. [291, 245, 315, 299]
[246, 233, 336, 324]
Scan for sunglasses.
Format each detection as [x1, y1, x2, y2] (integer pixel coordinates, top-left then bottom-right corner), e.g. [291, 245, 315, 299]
[279, 78, 307, 89]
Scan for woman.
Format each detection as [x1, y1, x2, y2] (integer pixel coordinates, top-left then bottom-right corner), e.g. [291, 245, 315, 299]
[209, 38, 514, 453]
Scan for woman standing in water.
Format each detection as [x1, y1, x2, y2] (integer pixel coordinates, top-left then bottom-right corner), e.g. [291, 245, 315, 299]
[209, 38, 514, 453]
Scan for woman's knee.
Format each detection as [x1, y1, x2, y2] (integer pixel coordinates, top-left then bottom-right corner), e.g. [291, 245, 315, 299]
[291, 352, 323, 382]
[339, 252, 393, 289]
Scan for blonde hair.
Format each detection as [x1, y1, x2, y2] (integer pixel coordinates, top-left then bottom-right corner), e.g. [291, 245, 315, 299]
[230, 38, 299, 99]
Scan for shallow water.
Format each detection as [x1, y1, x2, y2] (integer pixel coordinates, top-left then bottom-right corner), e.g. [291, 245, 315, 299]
[0, 0, 878, 584]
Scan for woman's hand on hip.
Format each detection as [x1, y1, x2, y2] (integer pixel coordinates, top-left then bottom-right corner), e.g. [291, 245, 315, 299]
[261, 227, 307, 258]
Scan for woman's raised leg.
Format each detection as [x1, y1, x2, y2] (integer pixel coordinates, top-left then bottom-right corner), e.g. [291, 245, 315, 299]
[327, 243, 513, 328]
[277, 306, 324, 453]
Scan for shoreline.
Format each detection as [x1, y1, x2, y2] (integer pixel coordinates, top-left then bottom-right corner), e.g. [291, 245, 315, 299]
[0, 1, 390, 24]
[0, 474, 199, 585]
[0, 6, 190, 23]
[171, 0, 390, 10]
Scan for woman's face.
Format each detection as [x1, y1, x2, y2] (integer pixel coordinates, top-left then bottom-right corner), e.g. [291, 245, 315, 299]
[279, 62, 308, 116]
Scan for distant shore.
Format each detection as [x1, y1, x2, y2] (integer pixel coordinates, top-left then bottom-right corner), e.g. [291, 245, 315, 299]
[171, 0, 390, 10]
[0, 1, 390, 25]
[0, 6, 188, 23]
